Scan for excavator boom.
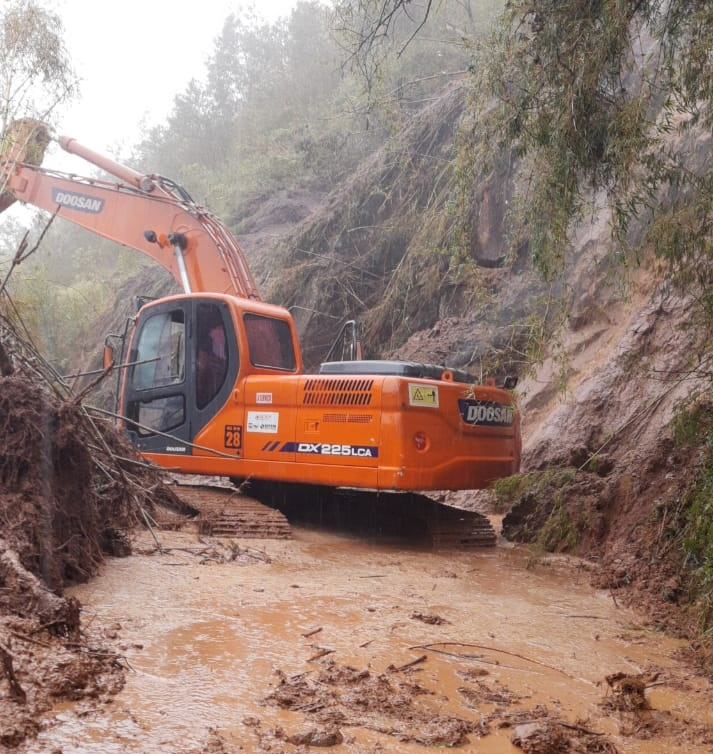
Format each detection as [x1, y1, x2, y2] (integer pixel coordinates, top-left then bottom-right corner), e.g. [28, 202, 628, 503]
[0, 119, 259, 299]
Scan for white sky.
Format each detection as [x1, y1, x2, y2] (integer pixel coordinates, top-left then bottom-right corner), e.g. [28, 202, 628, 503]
[50, 0, 301, 163]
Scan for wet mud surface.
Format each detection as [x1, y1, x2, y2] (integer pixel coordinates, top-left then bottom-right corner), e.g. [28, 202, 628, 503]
[16, 527, 713, 754]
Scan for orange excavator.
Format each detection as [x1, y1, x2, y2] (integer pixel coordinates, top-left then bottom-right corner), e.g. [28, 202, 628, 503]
[0, 119, 520, 545]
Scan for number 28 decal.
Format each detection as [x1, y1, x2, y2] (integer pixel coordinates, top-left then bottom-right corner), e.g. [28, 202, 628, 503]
[224, 425, 243, 451]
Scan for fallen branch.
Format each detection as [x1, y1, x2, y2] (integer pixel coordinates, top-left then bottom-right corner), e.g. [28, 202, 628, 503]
[557, 721, 605, 736]
[9, 631, 51, 648]
[387, 654, 427, 673]
[0, 641, 26, 703]
[0, 214, 57, 298]
[239, 546, 272, 563]
[71, 363, 114, 404]
[410, 642, 579, 680]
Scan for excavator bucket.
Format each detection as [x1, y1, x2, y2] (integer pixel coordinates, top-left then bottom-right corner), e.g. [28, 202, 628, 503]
[0, 118, 51, 213]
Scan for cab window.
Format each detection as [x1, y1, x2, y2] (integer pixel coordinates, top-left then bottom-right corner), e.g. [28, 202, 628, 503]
[243, 313, 296, 370]
[136, 395, 185, 437]
[133, 310, 185, 389]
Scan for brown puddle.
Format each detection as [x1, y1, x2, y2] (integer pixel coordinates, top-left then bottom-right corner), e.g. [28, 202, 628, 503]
[23, 528, 713, 753]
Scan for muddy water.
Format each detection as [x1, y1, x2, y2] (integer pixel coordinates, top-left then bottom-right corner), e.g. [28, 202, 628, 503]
[28, 527, 713, 753]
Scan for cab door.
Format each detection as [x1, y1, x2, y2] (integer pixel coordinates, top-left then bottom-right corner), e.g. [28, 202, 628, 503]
[123, 297, 238, 454]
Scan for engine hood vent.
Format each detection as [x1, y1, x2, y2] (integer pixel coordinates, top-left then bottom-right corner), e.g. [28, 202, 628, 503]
[303, 377, 374, 406]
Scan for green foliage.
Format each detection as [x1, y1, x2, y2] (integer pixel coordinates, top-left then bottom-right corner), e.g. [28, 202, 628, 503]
[492, 467, 576, 508]
[333, 0, 503, 96]
[474, 0, 713, 327]
[8, 261, 114, 374]
[135, 1, 507, 225]
[671, 400, 713, 618]
[136, 2, 354, 220]
[0, 215, 25, 262]
[490, 472, 524, 512]
[475, 0, 652, 279]
[1, 213, 147, 373]
[537, 496, 581, 553]
[0, 0, 77, 129]
[494, 467, 582, 551]
[670, 397, 711, 446]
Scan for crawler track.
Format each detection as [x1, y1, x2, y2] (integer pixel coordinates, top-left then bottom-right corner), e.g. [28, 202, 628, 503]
[245, 481, 497, 549]
[170, 485, 292, 539]
[161, 480, 496, 548]
[417, 497, 497, 548]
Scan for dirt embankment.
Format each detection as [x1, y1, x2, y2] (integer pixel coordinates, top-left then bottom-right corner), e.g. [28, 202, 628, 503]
[0, 346, 182, 749]
[497, 237, 713, 658]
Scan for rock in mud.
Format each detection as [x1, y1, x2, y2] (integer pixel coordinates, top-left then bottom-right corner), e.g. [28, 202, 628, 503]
[285, 727, 344, 746]
[511, 721, 568, 752]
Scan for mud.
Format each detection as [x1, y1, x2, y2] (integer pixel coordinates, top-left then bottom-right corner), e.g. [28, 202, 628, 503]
[15, 526, 713, 754]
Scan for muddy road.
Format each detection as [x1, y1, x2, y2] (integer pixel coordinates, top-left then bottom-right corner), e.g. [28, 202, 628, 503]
[20, 525, 713, 754]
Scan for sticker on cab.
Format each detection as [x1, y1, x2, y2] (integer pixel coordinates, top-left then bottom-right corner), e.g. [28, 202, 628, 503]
[246, 411, 279, 433]
[408, 383, 439, 408]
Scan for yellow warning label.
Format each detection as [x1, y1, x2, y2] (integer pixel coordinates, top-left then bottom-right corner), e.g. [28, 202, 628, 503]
[408, 383, 439, 408]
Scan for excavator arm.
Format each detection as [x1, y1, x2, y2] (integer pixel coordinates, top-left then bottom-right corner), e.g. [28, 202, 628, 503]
[0, 119, 260, 299]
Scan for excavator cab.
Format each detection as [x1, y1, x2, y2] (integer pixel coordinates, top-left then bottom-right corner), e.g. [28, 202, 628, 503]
[120, 293, 299, 457]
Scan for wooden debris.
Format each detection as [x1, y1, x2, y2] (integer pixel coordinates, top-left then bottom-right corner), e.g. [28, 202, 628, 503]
[0, 642, 26, 703]
[387, 654, 427, 673]
[307, 648, 335, 662]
